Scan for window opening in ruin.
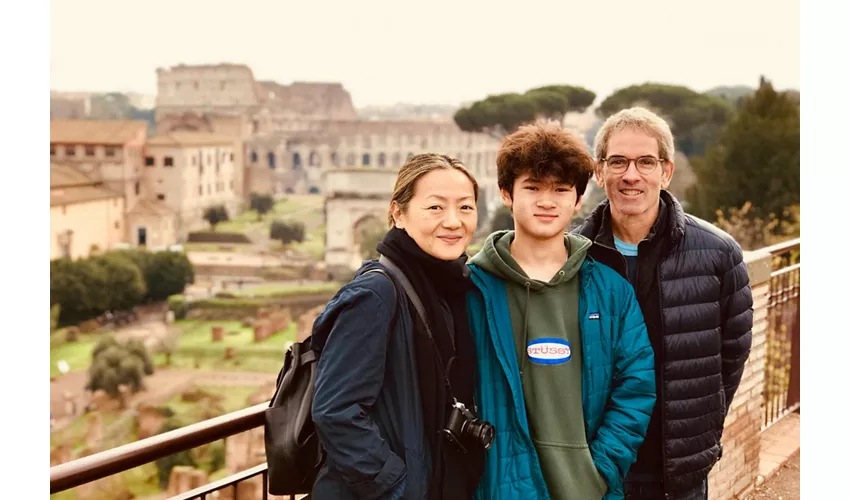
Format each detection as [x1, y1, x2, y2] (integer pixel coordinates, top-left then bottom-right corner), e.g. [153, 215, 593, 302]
[268, 152, 277, 170]
[145, 157, 155, 167]
[362, 153, 371, 166]
[293, 152, 302, 170]
[377, 153, 386, 167]
[164, 157, 174, 167]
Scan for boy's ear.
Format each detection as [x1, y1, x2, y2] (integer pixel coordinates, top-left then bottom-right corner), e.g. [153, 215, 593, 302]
[575, 194, 583, 213]
[499, 188, 513, 208]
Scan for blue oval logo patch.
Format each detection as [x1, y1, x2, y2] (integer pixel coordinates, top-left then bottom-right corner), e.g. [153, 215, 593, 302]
[527, 338, 572, 365]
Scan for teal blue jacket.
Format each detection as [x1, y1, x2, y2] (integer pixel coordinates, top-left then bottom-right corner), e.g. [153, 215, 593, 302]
[467, 258, 656, 500]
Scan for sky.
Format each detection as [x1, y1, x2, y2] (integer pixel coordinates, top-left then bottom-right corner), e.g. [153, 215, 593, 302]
[50, 0, 800, 107]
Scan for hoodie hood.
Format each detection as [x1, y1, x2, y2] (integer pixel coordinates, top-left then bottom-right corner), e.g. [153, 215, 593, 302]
[470, 230, 593, 291]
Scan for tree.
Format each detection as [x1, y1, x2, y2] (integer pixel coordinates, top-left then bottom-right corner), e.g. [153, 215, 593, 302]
[455, 85, 597, 138]
[687, 76, 800, 225]
[270, 220, 306, 244]
[86, 337, 154, 398]
[145, 251, 195, 301]
[203, 205, 229, 230]
[250, 192, 275, 220]
[88, 253, 147, 312]
[596, 83, 734, 157]
[51, 258, 99, 325]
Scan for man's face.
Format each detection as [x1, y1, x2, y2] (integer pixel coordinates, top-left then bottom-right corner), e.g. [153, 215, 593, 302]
[501, 173, 581, 241]
[596, 128, 674, 219]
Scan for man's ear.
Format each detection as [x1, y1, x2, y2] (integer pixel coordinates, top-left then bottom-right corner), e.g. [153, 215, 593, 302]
[574, 194, 583, 213]
[661, 159, 676, 189]
[594, 163, 605, 188]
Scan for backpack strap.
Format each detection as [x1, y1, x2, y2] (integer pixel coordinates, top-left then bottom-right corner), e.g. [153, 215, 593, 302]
[378, 255, 434, 339]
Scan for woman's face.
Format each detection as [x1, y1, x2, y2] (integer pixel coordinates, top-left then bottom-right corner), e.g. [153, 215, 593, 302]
[392, 168, 478, 261]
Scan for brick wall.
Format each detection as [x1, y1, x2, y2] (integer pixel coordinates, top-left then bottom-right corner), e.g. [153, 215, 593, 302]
[707, 251, 772, 500]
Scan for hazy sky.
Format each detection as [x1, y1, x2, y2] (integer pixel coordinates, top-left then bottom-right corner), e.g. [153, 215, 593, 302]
[50, 0, 800, 107]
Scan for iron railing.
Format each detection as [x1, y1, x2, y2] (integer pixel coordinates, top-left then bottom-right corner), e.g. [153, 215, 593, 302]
[761, 238, 801, 429]
[49, 402, 295, 500]
[50, 238, 803, 497]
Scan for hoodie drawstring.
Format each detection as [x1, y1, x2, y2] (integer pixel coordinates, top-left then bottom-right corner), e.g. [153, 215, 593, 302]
[520, 281, 531, 376]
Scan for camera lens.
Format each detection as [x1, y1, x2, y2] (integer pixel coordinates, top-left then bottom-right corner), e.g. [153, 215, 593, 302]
[466, 420, 495, 450]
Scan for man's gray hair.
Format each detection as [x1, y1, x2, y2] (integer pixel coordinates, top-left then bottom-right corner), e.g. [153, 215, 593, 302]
[593, 106, 676, 162]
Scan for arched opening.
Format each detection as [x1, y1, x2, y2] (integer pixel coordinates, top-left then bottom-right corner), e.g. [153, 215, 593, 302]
[353, 215, 385, 262]
[267, 152, 276, 170]
[377, 152, 386, 167]
[331, 151, 339, 166]
[347, 153, 356, 167]
[392, 152, 401, 167]
[250, 150, 258, 163]
[362, 153, 371, 166]
[293, 152, 302, 170]
[308, 151, 320, 167]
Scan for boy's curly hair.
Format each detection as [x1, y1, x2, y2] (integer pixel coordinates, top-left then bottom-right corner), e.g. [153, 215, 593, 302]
[496, 121, 595, 200]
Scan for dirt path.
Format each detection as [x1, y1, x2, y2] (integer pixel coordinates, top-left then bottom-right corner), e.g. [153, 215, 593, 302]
[51, 368, 277, 421]
[744, 450, 800, 499]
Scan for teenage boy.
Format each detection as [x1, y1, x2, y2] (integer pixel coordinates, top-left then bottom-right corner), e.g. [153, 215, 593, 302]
[466, 122, 656, 500]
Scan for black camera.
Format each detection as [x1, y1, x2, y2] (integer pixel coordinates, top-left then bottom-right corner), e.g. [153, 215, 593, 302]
[441, 399, 495, 453]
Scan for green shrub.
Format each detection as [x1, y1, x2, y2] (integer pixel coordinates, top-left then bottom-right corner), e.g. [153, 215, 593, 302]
[168, 294, 187, 320]
[86, 337, 154, 397]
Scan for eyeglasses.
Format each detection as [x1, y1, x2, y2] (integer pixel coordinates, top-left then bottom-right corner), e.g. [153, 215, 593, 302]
[602, 155, 665, 175]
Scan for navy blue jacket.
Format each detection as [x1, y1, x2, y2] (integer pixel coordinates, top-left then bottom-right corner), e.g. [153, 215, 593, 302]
[311, 261, 430, 500]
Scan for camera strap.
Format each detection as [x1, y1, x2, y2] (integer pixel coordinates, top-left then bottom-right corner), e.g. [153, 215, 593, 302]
[379, 255, 457, 398]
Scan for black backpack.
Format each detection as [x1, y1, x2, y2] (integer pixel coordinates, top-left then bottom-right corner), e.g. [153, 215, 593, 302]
[264, 266, 398, 495]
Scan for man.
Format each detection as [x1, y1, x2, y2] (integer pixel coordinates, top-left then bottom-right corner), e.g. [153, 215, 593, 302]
[574, 107, 754, 500]
[466, 122, 656, 500]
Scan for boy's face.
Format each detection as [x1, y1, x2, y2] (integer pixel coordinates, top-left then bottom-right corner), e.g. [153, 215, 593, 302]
[500, 173, 582, 242]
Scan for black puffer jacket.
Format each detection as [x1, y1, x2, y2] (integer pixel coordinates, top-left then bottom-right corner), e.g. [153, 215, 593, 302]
[574, 190, 753, 494]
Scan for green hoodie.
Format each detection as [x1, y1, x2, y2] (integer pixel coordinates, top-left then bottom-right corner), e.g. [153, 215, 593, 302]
[470, 230, 608, 499]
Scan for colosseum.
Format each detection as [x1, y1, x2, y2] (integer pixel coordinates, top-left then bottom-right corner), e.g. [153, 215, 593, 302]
[154, 63, 502, 211]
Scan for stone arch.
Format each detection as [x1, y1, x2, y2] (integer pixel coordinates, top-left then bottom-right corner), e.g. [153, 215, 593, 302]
[377, 152, 386, 167]
[267, 152, 276, 170]
[324, 170, 397, 271]
[293, 152, 302, 170]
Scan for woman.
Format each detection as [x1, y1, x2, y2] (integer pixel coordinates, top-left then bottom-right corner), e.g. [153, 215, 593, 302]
[311, 153, 487, 500]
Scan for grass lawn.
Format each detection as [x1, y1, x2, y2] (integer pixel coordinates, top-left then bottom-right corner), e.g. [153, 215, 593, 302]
[175, 319, 296, 348]
[230, 281, 339, 298]
[213, 195, 325, 235]
[182, 242, 256, 253]
[163, 385, 259, 418]
[50, 338, 98, 377]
